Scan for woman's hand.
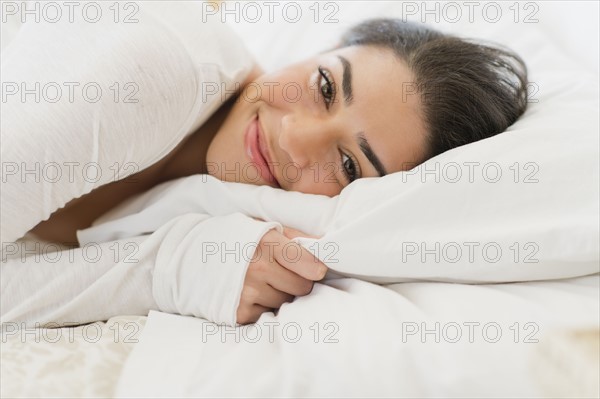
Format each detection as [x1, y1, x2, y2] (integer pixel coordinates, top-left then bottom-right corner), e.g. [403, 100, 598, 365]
[236, 226, 327, 324]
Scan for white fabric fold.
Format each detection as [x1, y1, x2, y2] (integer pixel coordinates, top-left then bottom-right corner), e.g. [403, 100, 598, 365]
[77, 174, 333, 245]
[150, 212, 282, 326]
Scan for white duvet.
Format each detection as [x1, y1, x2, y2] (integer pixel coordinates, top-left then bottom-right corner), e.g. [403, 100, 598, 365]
[116, 275, 599, 398]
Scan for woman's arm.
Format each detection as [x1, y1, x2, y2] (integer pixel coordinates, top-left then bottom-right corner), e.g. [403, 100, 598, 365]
[2, 211, 325, 327]
[2, 213, 280, 327]
[2, 235, 156, 327]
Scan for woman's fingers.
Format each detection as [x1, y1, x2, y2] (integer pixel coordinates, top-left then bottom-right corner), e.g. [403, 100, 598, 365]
[262, 264, 316, 297]
[236, 227, 328, 325]
[237, 303, 273, 325]
[261, 229, 327, 282]
[258, 285, 295, 309]
[274, 240, 327, 282]
[239, 281, 295, 309]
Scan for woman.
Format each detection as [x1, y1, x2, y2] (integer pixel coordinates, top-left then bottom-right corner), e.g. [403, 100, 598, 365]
[12, 19, 528, 325]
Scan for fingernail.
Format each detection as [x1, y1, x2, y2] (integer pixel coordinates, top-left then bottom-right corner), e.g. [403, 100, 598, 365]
[317, 265, 328, 279]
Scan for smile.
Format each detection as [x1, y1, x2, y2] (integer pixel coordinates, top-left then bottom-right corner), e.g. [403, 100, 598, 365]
[244, 115, 280, 188]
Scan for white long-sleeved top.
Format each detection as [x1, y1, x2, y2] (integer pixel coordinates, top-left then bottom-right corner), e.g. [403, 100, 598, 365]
[1, 1, 254, 244]
[0, 1, 284, 327]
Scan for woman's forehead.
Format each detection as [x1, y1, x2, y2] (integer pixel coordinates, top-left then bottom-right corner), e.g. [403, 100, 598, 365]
[330, 46, 428, 173]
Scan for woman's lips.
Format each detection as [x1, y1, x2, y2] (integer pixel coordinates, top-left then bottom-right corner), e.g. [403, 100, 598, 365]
[244, 115, 280, 187]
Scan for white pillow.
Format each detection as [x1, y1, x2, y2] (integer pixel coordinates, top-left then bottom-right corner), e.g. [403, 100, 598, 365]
[0, 1, 255, 244]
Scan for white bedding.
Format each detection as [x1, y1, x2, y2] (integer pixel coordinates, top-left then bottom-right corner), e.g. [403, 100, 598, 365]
[116, 275, 599, 398]
[2, 0, 599, 397]
[1, 315, 146, 398]
[2, 275, 597, 398]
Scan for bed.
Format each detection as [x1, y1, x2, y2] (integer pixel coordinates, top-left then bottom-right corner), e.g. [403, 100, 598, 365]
[2, 272, 598, 398]
[1, 1, 598, 397]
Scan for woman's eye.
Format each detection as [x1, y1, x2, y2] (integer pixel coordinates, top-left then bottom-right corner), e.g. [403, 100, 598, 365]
[318, 66, 336, 109]
[341, 152, 359, 183]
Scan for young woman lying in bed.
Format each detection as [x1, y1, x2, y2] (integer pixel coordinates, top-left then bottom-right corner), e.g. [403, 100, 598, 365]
[29, 18, 528, 324]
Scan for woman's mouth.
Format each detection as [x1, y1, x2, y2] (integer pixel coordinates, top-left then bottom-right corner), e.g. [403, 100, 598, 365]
[244, 115, 280, 188]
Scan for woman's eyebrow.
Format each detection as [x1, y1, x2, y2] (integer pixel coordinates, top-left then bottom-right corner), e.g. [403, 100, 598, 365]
[337, 55, 354, 105]
[357, 132, 387, 177]
[336, 55, 387, 177]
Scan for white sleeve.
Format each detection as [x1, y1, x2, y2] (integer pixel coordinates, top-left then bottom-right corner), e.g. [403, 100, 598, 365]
[1, 213, 282, 328]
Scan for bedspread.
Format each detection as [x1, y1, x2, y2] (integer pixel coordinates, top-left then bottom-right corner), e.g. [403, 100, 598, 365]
[115, 275, 600, 398]
[1, 316, 146, 398]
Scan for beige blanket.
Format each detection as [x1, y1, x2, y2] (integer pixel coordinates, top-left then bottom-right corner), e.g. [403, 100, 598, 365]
[1, 316, 146, 398]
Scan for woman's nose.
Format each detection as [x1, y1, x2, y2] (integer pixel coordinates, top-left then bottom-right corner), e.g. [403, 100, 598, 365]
[278, 113, 333, 169]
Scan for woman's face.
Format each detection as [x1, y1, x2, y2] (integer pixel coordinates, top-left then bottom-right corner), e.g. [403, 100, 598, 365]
[206, 45, 428, 197]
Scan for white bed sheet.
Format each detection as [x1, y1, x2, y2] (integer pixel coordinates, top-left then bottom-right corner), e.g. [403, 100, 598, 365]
[115, 274, 599, 398]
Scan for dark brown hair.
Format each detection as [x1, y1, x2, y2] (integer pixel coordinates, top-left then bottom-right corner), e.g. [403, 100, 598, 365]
[339, 18, 528, 162]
